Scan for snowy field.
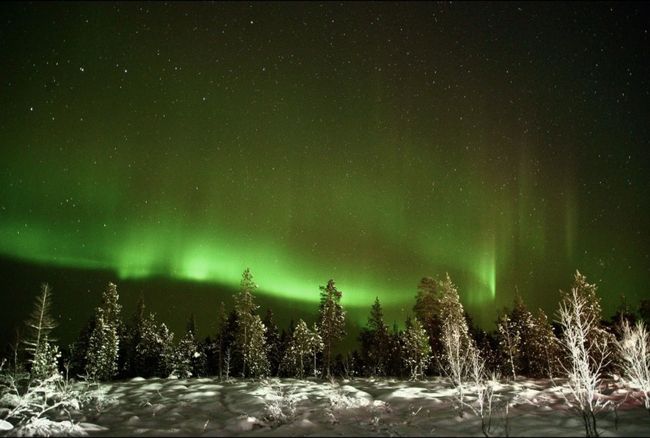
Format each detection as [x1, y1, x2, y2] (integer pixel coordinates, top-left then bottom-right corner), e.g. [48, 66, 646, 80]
[7, 376, 650, 437]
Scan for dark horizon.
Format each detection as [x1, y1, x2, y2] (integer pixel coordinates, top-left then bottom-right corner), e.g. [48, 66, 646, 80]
[0, 254, 644, 356]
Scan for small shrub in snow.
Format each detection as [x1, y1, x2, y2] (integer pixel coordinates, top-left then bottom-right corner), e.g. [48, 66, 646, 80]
[464, 347, 498, 437]
[261, 380, 298, 426]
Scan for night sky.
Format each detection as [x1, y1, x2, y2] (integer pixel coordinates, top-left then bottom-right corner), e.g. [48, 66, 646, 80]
[1, 2, 649, 342]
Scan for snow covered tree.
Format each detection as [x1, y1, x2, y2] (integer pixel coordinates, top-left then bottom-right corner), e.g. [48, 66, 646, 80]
[281, 319, 323, 378]
[308, 323, 324, 377]
[23, 284, 58, 378]
[234, 268, 260, 377]
[30, 338, 61, 382]
[318, 279, 346, 378]
[244, 314, 269, 378]
[614, 320, 650, 413]
[437, 273, 474, 416]
[556, 271, 612, 437]
[499, 294, 563, 379]
[135, 312, 174, 377]
[282, 319, 312, 378]
[401, 317, 431, 380]
[360, 297, 390, 376]
[172, 330, 199, 379]
[85, 282, 122, 381]
[85, 309, 119, 381]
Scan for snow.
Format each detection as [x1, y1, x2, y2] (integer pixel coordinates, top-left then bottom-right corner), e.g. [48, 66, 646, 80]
[2, 377, 650, 436]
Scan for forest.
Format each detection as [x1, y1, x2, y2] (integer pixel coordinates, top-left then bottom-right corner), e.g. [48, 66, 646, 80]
[1, 268, 649, 437]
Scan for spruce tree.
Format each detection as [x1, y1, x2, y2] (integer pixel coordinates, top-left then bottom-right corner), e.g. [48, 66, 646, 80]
[172, 330, 199, 379]
[282, 319, 312, 378]
[318, 279, 346, 378]
[402, 316, 431, 380]
[85, 282, 122, 381]
[360, 297, 390, 376]
[245, 314, 269, 377]
[281, 319, 323, 378]
[135, 312, 175, 377]
[86, 309, 119, 380]
[30, 338, 61, 381]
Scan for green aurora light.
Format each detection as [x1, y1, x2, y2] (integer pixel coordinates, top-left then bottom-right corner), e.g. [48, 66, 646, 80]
[0, 2, 648, 329]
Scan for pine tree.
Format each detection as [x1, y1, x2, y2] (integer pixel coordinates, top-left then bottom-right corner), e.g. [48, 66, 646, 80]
[318, 279, 346, 378]
[401, 316, 431, 380]
[23, 283, 58, 371]
[85, 282, 122, 381]
[234, 268, 259, 377]
[360, 297, 390, 376]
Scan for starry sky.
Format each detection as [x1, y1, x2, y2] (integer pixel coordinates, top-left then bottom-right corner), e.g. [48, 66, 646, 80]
[0, 2, 649, 340]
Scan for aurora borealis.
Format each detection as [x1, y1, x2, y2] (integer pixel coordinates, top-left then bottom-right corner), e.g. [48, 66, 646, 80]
[0, 2, 649, 339]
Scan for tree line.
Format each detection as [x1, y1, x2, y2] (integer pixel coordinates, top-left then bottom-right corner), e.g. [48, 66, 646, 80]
[5, 268, 650, 384]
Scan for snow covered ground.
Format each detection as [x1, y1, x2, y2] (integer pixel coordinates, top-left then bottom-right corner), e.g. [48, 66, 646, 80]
[5, 377, 650, 437]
